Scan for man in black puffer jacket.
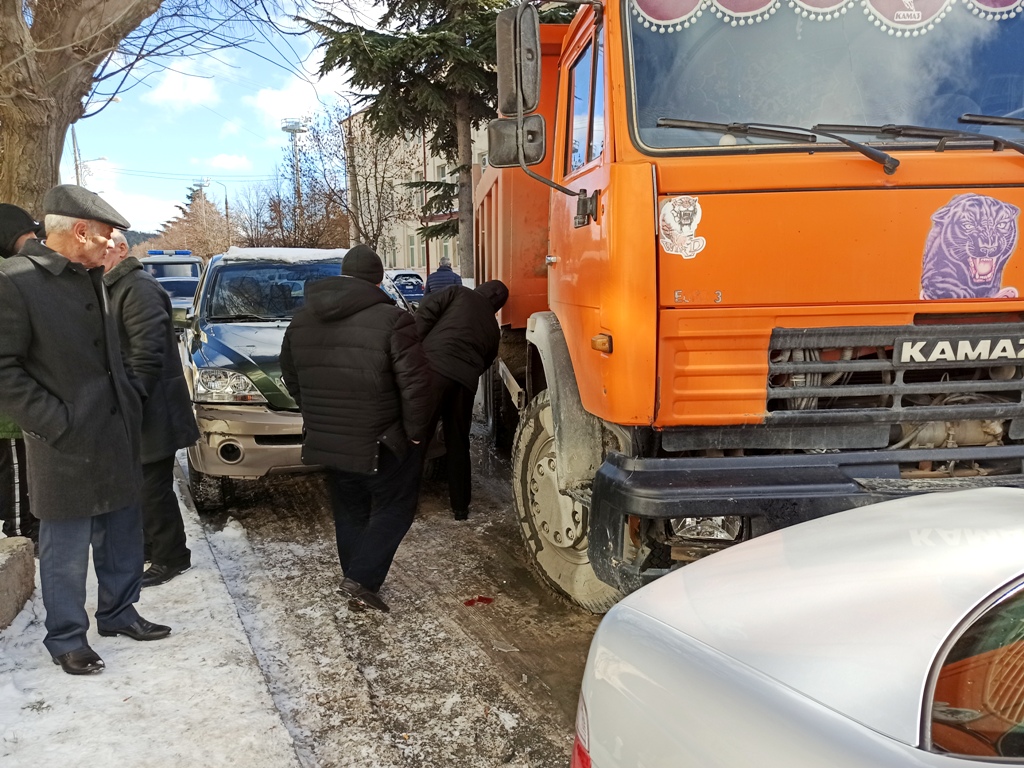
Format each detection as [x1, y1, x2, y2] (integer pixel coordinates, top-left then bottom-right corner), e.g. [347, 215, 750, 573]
[415, 280, 509, 520]
[280, 245, 433, 613]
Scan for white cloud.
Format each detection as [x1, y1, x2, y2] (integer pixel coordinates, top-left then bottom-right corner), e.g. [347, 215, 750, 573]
[58, 159, 182, 233]
[243, 51, 353, 132]
[141, 62, 221, 111]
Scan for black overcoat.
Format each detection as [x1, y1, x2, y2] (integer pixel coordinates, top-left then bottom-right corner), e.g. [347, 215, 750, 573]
[104, 257, 199, 464]
[280, 276, 434, 474]
[0, 240, 143, 520]
[414, 281, 510, 391]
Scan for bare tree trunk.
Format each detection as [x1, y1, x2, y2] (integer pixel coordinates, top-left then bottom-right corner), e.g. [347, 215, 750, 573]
[455, 96, 474, 281]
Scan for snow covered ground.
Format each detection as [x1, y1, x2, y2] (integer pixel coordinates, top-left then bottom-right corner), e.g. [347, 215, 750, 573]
[1, 447, 600, 767]
[0, 480, 299, 766]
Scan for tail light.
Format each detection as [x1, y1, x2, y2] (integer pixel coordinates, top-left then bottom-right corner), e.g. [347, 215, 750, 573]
[571, 694, 592, 768]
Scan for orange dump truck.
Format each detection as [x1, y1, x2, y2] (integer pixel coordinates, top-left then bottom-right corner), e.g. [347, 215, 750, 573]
[475, 0, 1024, 611]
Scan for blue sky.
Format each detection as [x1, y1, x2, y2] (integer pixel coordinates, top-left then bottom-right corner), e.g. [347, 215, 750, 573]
[60, 7, 375, 233]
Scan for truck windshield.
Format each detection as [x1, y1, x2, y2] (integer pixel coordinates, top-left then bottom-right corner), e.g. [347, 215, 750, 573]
[626, 0, 1024, 152]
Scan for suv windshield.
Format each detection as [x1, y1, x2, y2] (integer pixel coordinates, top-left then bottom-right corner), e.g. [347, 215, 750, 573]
[207, 261, 343, 320]
[627, 0, 1024, 152]
[159, 278, 199, 299]
[143, 260, 202, 279]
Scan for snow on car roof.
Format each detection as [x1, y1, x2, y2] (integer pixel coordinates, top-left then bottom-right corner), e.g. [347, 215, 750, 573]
[219, 246, 349, 263]
[618, 487, 1024, 746]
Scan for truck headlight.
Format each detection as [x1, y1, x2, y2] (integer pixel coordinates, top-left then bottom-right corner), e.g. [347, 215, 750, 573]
[671, 515, 743, 541]
[194, 368, 267, 404]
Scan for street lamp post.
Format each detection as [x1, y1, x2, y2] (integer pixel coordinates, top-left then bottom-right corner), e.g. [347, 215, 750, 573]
[192, 178, 210, 251]
[281, 118, 308, 239]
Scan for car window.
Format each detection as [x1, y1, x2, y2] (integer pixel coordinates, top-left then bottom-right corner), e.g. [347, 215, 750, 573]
[393, 275, 424, 293]
[207, 262, 343, 320]
[158, 279, 199, 299]
[929, 583, 1024, 758]
[143, 261, 202, 279]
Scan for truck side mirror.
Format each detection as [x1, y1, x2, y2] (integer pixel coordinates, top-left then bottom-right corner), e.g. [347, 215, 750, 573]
[487, 115, 547, 168]
[496, 4, 541, 116]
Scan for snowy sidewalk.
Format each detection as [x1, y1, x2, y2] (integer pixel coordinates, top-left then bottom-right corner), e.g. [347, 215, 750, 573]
[0, 471, 300, 767]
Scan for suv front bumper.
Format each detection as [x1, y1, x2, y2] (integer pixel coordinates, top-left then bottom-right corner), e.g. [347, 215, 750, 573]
[188, 403, 312, 480]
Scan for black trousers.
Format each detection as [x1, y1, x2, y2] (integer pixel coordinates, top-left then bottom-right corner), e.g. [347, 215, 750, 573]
[325, 444, 422, 593]
[142, 456, 190, 567]
[0, 438, 36, 538]
[428, 376, 475, 514]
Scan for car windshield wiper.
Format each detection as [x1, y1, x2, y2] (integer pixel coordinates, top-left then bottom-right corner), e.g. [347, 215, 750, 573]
[657, 118, 899, 174]
[959, 113, 1024, 128]
[815, 123, 1024, 157]
[206, 313, 281, 322]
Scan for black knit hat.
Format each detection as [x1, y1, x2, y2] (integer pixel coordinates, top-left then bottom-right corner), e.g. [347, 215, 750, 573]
[43, 184, 130, 230]
[342, 244, 384, 284]
[0, 204, 42, 257]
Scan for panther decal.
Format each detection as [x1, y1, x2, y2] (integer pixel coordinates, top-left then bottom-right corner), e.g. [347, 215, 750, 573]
[920, 193, 1020, 300]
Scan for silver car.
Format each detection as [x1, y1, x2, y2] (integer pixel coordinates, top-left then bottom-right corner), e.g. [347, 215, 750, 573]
[574, 487, 1024, 767]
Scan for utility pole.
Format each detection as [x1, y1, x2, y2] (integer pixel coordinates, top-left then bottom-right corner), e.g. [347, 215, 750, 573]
[72, 126, 83, 186]
[193, 178, 210, 252]
[213, 180, 230, 247]
[281, 118, 308, 242]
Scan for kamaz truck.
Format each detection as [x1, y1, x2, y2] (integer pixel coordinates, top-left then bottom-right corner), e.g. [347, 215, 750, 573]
[476, 0, 1024, 611]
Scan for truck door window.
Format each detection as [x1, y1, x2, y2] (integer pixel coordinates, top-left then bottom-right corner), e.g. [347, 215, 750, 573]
[567, 43, 594, 173]
[589, 34, 605, 164]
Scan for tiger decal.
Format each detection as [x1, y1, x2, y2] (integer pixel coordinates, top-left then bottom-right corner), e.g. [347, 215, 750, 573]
[920, 193, 1020, 300]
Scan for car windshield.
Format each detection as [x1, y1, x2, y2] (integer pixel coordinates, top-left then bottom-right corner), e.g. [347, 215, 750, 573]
[930, 582, 1024, 758]
[207, 261, 343, 320]
[627, 0, 1024, 152]
[158, 278, 199, 299]
[143, 261, 202, 279]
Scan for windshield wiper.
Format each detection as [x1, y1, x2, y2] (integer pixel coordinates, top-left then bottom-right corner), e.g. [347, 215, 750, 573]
[657, 118, 899, 174]
[206, 313, 281, 322]
[815, 123, 1024, 157]
[959, 114, 1024, 128]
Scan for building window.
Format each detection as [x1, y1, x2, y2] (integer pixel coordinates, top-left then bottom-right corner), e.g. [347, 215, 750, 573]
[419, 238, 427, 267]
[407, 235, 416, 267]
[442, 239, 450, 261]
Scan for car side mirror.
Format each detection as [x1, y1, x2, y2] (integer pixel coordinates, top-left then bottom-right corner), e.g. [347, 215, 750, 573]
[496, 4, 540, 116]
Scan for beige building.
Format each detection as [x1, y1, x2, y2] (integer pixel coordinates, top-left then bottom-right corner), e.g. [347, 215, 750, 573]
[342, 109, 486, 276]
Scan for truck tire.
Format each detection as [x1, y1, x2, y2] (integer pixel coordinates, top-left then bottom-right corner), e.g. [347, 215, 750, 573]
[187, 454, 225, 515]
[512, 390, 623, 614]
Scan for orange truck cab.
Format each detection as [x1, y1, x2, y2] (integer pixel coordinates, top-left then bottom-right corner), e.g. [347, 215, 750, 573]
[476, 0, 1024, 611]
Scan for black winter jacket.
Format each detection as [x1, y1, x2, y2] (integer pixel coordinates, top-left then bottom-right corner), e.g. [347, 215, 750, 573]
[280, 276, 433, 474]
[414, 281, 509, 391]
[104, 257, 200, 464]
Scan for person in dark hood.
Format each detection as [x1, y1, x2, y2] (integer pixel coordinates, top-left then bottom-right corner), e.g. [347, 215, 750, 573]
[415, 280, 509, 520]
[0, 204, 42, 543]
[280, 244, 433, 613]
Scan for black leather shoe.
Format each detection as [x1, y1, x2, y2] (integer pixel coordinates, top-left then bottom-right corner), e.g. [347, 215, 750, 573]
[142, 562, 191, 588]
[98, 617, 172, 641]
[453, 509, 469, 521]
[52, 646, 104, 675]
[339, 577, 390, 612]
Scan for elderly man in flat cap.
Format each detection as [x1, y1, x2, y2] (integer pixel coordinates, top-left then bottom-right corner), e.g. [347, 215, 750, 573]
[0, 185, 171, 675]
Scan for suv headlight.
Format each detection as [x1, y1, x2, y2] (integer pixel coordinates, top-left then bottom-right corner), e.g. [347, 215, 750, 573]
[671, 515, 743, 541]
[194, 368, 267, 404]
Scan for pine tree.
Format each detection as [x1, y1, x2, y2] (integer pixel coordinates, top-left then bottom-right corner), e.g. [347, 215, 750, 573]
[306, 0, 508, 280]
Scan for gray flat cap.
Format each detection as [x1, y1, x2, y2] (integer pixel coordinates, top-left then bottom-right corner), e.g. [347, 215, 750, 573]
[43, 184, 130, 230]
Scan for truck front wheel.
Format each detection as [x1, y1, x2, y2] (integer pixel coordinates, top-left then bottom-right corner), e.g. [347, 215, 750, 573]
[512, 391, 623, 613]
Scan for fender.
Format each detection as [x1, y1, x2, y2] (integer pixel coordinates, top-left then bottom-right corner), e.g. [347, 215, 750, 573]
[525, 311, 603, 494]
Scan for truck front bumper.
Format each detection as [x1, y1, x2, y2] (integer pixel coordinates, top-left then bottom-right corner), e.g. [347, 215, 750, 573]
[589, 446, 1024, 594]
[188, 403, 312, 480]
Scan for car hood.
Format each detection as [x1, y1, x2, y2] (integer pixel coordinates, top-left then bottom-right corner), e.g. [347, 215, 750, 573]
[617, 487, 1024, 746]
[194, 321, 294, 409]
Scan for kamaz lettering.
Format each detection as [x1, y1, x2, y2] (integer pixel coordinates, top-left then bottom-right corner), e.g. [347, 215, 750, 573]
[897, 338, 1024, 365]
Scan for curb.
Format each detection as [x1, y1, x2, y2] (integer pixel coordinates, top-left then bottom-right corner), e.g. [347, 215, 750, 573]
[0, 536, 34, 630]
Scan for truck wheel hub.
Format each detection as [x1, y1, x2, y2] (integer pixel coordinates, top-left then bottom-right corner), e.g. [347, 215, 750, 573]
[529, 442, 585, 549]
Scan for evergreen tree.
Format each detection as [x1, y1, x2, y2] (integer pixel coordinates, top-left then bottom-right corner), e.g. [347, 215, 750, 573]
[305, 0, 508, 279]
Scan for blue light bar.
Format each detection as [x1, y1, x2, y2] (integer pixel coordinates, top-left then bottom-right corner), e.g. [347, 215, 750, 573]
[146, 250, 193, 256]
